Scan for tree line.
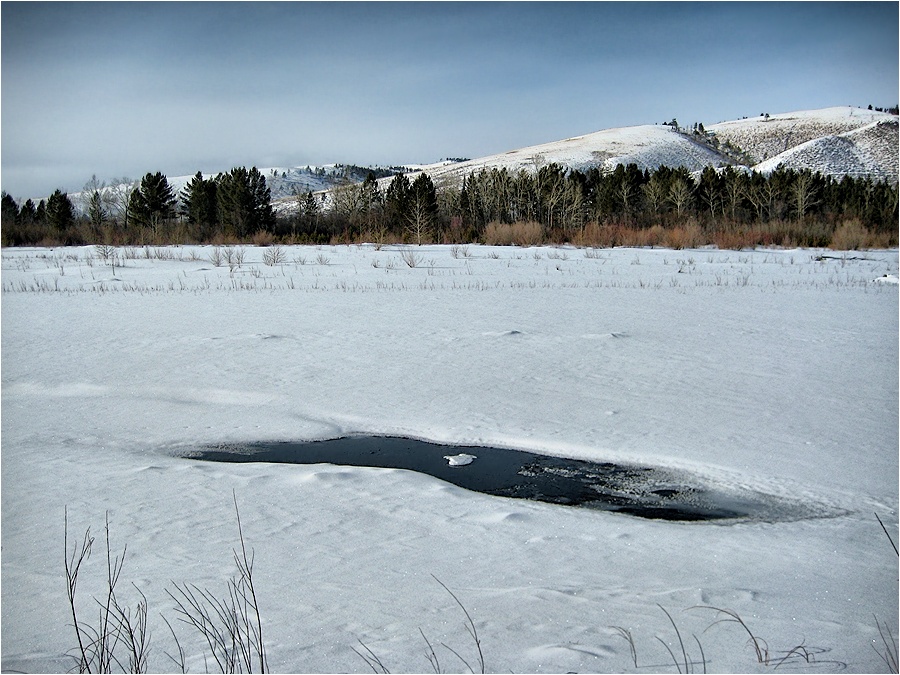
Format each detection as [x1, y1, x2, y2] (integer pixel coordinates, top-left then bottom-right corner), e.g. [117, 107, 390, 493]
[2, 161, 897, 249]
[2, 166, 275, 246]
[315, 162, 898, 248]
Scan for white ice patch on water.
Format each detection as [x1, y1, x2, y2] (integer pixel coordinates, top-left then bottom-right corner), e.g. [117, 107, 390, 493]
[444, 453, 477, 466]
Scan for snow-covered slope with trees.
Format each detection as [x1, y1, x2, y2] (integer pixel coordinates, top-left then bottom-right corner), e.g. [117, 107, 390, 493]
[165, 165, 402, 203]
[752, 119, 899, 180]
[707, 107, 894, 166]
[407, 124, 728, 185]
[45, 107, 899, 213]
[399, 107, 898, 189]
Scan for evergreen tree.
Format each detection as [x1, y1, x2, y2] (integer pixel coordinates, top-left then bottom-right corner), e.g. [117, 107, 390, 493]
[46, 189, 75, 232]
[294, 189, 321, 238]
[698, 166, 722, 219]
[216, 166, 275, 239]
[1, 192, 19, 228]
[180, 172, 218, 239]
[406, 173, 439, 244]
[384, 173, 411, 233]
[19, 199, 37, 225]
[88, 190, 107, 229]
[131, 172, 177, 235]
[248, 166, 275, 233]
[359, 172, 382, 230]
[35, 199, 47, 226]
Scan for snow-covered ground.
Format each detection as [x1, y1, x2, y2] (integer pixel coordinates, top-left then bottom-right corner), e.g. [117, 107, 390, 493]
[2, 244, 897, 673]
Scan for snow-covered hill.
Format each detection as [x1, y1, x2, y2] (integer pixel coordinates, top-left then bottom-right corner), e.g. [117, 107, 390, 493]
[752, 118, 899, 180]
[398, 107, 898, 189]
[707, 107, 894, 166]
[405, 124, 728, 186]
[60, 106, 898, 213]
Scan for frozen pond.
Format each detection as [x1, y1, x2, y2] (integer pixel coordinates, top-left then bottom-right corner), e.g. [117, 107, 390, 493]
[185, 436, 830, 523]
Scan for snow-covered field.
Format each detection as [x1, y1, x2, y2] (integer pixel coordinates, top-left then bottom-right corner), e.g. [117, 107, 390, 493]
[2, 244, 897, 673]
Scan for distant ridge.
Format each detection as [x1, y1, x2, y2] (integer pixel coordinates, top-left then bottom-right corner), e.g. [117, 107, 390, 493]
[397, 107, 898, 189]
[57, 106, 898, 209]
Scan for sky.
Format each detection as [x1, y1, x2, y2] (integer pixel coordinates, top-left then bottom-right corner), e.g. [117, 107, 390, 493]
[2, 1, 898, 199]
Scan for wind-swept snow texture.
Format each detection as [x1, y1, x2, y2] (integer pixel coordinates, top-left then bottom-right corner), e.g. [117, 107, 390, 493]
[2, 244, 897, 673]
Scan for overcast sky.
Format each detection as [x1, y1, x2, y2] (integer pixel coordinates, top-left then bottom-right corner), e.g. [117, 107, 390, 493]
[2, 1, 898, 198]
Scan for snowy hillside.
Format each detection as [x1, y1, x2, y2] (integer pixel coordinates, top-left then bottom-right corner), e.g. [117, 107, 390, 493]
[53, 107, 899, 214]
[707, 107, 894, 166]
[753, 118, 899, 181]
[389, 106, 898, 191]
[403, 124, 729, 186]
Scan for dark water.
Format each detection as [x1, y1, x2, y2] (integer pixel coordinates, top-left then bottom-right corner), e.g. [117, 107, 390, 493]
[185, 436, 753, 521]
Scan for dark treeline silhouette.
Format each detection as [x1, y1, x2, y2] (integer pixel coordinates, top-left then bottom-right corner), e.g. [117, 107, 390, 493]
[2, 162, 897, 249]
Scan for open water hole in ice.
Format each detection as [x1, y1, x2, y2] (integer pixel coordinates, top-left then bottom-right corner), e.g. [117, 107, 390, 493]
[183, 436, 794, 522]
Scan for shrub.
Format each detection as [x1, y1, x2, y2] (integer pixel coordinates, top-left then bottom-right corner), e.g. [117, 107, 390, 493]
[262, 245, 286, 266]
[251, 230, 276, 247]
[829, 219, 868, 250]
[664, 223, 705, 249]
[483, 221, 543, 246]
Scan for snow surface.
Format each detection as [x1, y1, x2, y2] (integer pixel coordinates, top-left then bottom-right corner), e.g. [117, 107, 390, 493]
[2, 244, 898, 673]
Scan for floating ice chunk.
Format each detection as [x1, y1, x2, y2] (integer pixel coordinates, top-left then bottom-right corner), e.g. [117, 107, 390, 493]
[874, 274, 899, 284]
[444, 453, 477, 467]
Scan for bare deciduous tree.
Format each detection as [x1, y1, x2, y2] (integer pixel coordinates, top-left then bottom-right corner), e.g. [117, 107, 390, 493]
[791, 170, 820, 222]
[668, 177, 693, 220]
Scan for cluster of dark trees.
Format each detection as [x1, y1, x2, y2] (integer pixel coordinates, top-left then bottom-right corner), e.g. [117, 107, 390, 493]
[317, 163, 898, 247]
[2, 166, 275, 246]
[868, 104, 900, 114]
[2, 161, 897, 248]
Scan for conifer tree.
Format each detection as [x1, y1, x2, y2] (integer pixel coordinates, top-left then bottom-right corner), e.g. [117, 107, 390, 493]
[359, 172, 382, 230]
[131, 172, 177, 236]
[35, 199, 47, 226]
[88, 191, 106, 229]
[1, 192, 19, 228]
[384, 173, 411, 234]
[217, 166, 275, 239]
[180, 172, 218, 239]
[46, 189, 75, 232]
[19, 199, 37, 225]
[406, 173, 438, 244]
